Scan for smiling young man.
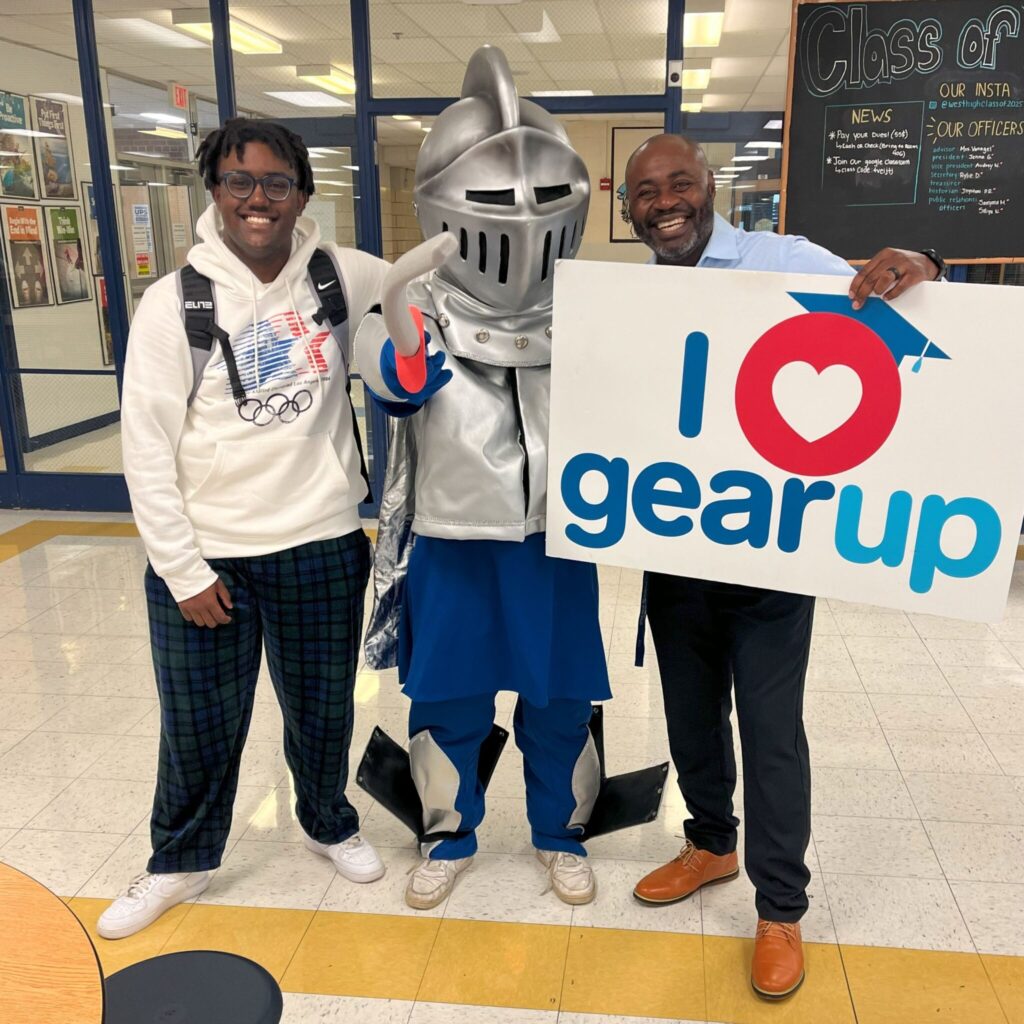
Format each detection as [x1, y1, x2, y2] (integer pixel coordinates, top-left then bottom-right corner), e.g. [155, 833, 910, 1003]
[622, 134, 944, 999]
[100, 119, 388, 939]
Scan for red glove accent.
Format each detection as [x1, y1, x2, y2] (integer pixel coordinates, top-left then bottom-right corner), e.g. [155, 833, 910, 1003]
[394, 306, 428, 393]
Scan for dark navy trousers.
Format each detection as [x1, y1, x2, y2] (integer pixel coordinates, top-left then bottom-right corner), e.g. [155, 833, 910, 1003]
[646, 574, 814, 923]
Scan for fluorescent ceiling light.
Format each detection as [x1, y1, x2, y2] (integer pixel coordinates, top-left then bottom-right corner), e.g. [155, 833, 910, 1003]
[264, 91, 351, 108]
[312, 166, 345, 173]
[531, 90, 593, 97]
[342, 164, 359, 171]
[519, 10, 560, 44]
[724, 165, 752, 171]
[763, 119, 783, 130]
[422, 126, 432, 133]
[320, 192, 346, 197]
[147, 182, 169, 187]
[684, 12, 724, 47]
[172, 10, 282, 54]
[392, 115, 413, 121]
[105, 18, 207, 49]
[680, 69, 711, 90]
[739, 155, 772, 161]
[139, 127, 188, 140]
[296, 65, 356, 96]
[315, 180, 350, 186]
[680, 102, 702, 113]
[746, 140, 783, 149]
[139, 112, 187, 124]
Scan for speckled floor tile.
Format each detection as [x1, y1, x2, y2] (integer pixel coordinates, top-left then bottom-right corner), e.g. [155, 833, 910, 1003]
[822, 873, 974, 951]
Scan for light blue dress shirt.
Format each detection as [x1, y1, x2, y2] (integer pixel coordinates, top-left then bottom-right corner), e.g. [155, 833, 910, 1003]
[649, 212, 855, 279]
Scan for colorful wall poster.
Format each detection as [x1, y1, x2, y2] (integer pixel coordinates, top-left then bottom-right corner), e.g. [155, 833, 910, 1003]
[46, 206, 90, 304]
[609, 126, 662, 243]
[97, 276, 113, 365]
[83, 181, 103, 275]
[1, 204, 52, 308]
[0, 90, 38, 200]
[31, 96, 75, 200]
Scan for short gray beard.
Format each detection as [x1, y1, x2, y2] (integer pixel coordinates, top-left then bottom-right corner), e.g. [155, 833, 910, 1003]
[637, 196, 715, 264]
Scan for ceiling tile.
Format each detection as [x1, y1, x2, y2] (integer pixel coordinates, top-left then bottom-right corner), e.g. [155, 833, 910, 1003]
[539, 60, 618, 83]
[595, 0, 669, 36]
[528, 35, 614, 62]
[711, 55, 770, 79]
[724, 0, 791, 32]
[395, 2, 514, 38]
[702, 92, 754, 110]
[715, 29, 787, 57]
[608, 34, 667, 60]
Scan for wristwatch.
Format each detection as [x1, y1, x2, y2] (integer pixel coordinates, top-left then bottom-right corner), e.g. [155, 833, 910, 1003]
[919, 248, 947, 280]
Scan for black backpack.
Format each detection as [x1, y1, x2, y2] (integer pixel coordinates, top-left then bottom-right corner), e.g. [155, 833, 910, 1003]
[176, 247, 371, 497]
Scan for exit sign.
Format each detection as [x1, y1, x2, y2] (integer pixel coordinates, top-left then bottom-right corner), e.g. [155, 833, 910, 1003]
[171, 83, 189, 110]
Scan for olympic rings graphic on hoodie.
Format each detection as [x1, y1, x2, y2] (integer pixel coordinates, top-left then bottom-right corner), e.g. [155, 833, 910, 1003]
[237, 389, 314, 427]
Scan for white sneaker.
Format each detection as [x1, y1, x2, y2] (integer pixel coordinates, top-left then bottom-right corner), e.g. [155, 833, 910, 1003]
[537, 849, 596, 905]
[97, 870, 211, 940]
[303, 832, 385, 883]
[404, 855, 472, 910]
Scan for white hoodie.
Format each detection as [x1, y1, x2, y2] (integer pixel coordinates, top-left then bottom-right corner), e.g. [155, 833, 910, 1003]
[121, 205, 387, 602]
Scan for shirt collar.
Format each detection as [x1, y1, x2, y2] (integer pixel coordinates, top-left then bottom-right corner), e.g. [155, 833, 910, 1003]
[646, 212, 741, 267]
[698, 213, 741, 264]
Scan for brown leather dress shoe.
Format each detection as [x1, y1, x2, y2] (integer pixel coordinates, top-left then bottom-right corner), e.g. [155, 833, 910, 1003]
[751, 919, 805, 999]
[633, 840, 739, 905]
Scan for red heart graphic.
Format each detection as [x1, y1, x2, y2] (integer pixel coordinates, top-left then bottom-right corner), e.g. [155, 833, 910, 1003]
[735, 312, 901, 476]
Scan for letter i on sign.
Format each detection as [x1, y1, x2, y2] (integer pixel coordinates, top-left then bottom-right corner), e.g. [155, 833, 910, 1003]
[678, 331, 709, 438]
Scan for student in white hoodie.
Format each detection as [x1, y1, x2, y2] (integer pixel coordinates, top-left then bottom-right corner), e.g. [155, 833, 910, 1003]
[99, 119, 388, 939]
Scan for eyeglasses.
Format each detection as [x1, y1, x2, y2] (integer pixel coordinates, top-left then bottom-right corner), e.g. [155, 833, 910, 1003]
[218, 171, 297, 202]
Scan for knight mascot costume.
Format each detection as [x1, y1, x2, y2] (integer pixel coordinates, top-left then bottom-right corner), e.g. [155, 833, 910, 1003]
[354, 45, 667, 910]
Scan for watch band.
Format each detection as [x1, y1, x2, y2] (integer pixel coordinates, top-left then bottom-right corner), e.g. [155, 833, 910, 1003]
[920, 248, 947, 279]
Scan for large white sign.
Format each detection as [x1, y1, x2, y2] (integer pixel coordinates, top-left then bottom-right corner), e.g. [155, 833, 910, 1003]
[547, 262, 1024, 622]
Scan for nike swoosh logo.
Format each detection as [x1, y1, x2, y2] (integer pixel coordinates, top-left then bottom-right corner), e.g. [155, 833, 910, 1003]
[317, 280, 337, 291]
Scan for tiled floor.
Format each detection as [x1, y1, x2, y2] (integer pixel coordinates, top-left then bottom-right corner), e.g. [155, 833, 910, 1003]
[2, 513, 1024, 1022]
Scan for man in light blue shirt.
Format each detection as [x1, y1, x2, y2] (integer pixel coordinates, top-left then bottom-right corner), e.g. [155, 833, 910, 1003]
[624, 134, 943, 1001]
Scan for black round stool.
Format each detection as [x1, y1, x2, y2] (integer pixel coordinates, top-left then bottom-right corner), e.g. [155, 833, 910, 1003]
[105, 950, 283, 1024]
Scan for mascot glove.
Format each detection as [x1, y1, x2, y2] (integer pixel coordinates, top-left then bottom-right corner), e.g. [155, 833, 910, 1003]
[379, 332, 452, 407]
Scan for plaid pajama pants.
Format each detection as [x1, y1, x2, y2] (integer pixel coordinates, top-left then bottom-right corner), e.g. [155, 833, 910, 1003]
[144, 531, 372, 873]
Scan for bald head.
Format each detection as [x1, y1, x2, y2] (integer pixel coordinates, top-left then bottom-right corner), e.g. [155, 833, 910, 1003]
[624, 134, 709, 183]
[622, 133, 716, 266]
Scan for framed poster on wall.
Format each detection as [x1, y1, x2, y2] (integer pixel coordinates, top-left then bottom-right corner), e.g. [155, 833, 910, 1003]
[97, 276, 113, 365]
[1, 204, 53, 307]
[46, 206, 90, 304]
[609, 126, 663, 243]
[83, 181, 102, 275]
[30, 96, 76, 200]
[120, 183, 155, 279]
[165, 184, 194, 269]
[0, 90, 39, 200]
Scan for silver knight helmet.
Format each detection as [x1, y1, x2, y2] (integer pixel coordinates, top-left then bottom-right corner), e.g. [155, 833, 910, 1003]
[414, 45, 590, 313]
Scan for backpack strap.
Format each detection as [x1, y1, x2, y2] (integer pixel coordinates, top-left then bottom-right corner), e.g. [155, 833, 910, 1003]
[305, 247, 372, 501]
[307, 247, 350, 367]
[178, 266, 246, 405]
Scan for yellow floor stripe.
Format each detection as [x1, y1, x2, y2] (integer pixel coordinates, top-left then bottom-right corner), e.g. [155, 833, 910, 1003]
[66, 899, 1024, 1022]
[0, 520, 139, 562]
[0, 520, 377, 563]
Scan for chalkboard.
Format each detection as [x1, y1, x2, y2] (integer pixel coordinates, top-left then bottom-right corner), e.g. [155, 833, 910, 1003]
[781, 0, 1024, 262]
